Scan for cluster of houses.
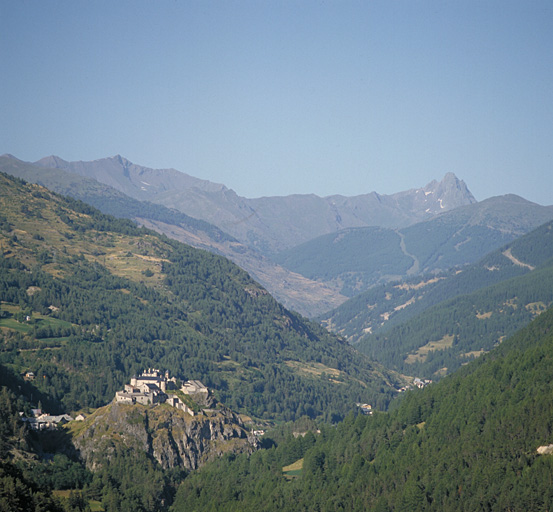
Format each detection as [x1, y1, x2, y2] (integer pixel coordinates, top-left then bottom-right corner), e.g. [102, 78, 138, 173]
[22, 409, 85, 431]
[114, 368, 210, 416]
[398, 377, 433, 393]
[356, 403, 373, 415]
[413, 377, 433, 389]
[19, 368, 211, 431]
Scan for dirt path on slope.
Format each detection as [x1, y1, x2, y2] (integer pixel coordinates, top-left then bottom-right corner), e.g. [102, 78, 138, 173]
[397, 231, 420, 275]
[502, 248, 535, 270]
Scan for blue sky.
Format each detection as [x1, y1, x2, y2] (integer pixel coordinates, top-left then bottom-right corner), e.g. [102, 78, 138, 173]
[2, 1, 552, 204]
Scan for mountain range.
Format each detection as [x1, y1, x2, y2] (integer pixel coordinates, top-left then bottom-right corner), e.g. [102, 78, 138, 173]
[4, 154, 553, 319]
[33, 155, 477, 255]
[0, 155, 346, 317]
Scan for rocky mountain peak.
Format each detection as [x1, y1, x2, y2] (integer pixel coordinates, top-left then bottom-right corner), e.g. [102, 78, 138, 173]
[109, 154, 132, 168]
[35, 155, 70, 169]
[421, 172, 476, 213]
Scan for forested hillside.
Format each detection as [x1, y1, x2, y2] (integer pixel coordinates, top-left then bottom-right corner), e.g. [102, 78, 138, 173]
[276, 226, 413, 296]
[354, 222, 553, 378]
[0, 172, 400, 422]
[0, 154, 346, 317]
[170, 303, 553, 511]
[0, 383, 72, 511]
[4, 171, 553, 511]
[321, 220, 553, 343]
[358, 262, 553, 378]
[0, 363, 184, 511]
[276, 195, 553, 297]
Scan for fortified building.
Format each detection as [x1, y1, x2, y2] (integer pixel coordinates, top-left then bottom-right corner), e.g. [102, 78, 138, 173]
[115, 368, 210, 416]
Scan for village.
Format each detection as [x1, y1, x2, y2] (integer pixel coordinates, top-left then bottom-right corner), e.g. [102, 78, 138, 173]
[21, 367, 433, 431]
[21, 368, 213, 430]
[22, 409, 81, 431]
[397, 377, 433, 393]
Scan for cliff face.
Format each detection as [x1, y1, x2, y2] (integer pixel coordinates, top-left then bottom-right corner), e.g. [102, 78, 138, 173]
[72, 402, 259, 471]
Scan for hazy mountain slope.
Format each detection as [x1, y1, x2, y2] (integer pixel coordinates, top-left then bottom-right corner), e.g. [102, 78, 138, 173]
[172, 304, 553, 511]
[34, 155, 476, 255]
[36, 154, 224, 200]
[138, 218, 346, 316]
[248, 172, 476, 252]
[355, 222, 553, 378]
[0, 155, 231, 241]
[400, 193, 553, 271]
[0, 155, 346, 317]
[0, 172, 400, 422]
[321, 220, 553, 342]
[275, 226, 414, 296]
[33, 154, 295, 255]
[277, 195, 553, 296]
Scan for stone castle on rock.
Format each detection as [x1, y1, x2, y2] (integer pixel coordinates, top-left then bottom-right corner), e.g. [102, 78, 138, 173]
[115, 368, 210, 416]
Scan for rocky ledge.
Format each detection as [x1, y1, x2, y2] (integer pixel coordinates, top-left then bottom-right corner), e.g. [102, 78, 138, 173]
[72, 402, 259, 471]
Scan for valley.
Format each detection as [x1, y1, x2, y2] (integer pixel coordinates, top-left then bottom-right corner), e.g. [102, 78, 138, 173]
[1, 161, 552, 511]
[4, 2, 551, 510]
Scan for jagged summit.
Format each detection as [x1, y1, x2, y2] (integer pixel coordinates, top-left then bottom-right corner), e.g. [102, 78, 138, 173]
[419, 172, 477, 213]
[106, 154, 133, 168]
[35, 155, 70, 168]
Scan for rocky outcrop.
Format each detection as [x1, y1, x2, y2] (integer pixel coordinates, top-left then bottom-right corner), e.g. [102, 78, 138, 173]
[73, 402, 259, 471]
[537, 444, 553, 455]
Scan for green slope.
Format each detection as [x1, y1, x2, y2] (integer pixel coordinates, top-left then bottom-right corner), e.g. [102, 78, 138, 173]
[353, 222, 553, 378]
[276, 195, 553, 297]
[0, 172, 400, 422]
[171, 304, 553, 511]
[357, 258, 553, 378]
[275, 226, 413, 296]
[321, 220, 553, 343]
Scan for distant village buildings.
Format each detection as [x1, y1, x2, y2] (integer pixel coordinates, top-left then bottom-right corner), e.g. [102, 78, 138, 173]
[356, 403, 373, 415]
[22, 409, 74, 431]
[114, 368, 211, 416]
[398, 377, 433, 393]
[20, 369, 212, 431]
[413, 378, 432, 389]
